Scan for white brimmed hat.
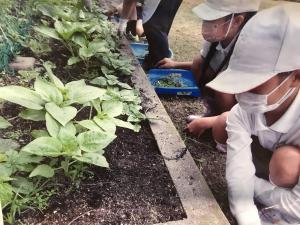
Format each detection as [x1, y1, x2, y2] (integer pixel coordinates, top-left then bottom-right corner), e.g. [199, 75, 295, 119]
[206, 3, 300, 94]
[192, 0, 260, 21]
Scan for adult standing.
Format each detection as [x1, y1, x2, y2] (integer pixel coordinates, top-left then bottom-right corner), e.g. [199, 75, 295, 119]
[119, 0, 182, 70]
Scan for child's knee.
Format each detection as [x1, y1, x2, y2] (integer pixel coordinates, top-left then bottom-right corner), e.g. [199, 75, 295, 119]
[212, 112, 228, 144]
[269, 145, 300, 188]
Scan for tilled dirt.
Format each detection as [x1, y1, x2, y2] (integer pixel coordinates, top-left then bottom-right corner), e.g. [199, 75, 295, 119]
[16, 122, 186, 225]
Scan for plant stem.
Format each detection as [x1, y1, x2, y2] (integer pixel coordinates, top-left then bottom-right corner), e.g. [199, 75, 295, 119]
[8, 116, 18, 121]
[89, 106, 93, 120]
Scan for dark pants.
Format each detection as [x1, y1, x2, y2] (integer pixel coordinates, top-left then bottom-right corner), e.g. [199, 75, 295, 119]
[143, 0, 182, 69]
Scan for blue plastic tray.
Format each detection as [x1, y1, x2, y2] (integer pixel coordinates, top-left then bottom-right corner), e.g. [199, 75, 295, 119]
[147, 69, 201, 97]
[130, 42, 174, 64]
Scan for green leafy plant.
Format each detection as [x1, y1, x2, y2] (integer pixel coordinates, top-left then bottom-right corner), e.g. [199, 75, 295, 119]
[34, 3, 134, 75]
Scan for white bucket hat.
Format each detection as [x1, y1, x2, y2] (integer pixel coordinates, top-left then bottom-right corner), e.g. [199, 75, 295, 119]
[193, 0, 260, 21]
[206, 3, 300, 94]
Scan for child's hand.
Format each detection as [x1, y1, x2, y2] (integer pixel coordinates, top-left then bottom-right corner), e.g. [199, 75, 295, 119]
[155, 58, 176, 69]
[185, 118, 209, 137]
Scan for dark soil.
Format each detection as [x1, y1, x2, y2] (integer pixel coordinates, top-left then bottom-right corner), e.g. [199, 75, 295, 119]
[17, 122, 186, 225]
[159, 95, 236, 225]
[1, 3, 186, 221]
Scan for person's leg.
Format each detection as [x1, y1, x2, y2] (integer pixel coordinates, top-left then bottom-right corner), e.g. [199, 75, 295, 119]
[136, 19, 144, 36]
[143, 25, 169, 69]
[143, 0, 182, 69]
[269, 145, 300, 188]
[121, 0, 137, 20]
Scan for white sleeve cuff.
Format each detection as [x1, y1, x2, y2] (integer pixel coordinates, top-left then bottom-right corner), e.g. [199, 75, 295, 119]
[236, 208, 262, 225]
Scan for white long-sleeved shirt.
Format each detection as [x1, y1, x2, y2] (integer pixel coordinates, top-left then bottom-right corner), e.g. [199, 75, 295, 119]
[255, 177, 300, 223]
[226, 90, 300, 225]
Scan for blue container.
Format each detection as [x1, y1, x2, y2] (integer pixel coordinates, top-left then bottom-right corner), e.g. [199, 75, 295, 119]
[147, 69, 201, 97]
[130, 42, 173, 64]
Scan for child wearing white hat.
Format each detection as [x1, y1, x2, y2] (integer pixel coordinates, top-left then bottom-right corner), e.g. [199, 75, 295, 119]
[156, 0, 260, 139]
[206, 4, 300, 225]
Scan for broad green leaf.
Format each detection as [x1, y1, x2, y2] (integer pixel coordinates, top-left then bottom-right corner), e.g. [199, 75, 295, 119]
[88, 40, 108, 53]
[90, 77, 107, 87]
[17, 151, 43, 164]
[111, 118, 137, 131]
[91, 99, 102, 114]
[31, 130, 50, 139]
[67, 57, 81, 66]
[0, 176, 13, 182]
[78, 120, 103, 132]
[36, 3, 60, 20]
[60, 122, 77, 136]
[93, 117, 116, 133]
[58, 128, 80, 156]
[29, 164, 54, 178]
[34, 77, 63, 104]
[118, 82, 133, 90]
[54, 20, 91, 40]
[65, 80, 85, 89]
[0, 116, 12, 129]
[79, 9, 85, 20]
[0, 165, 12, 177]
[74, 152, 109, 168]
[22, 137, 63, 157]
[34, 26, 62, 40]
[106, 75, 118, 82]
[0, 138, 20, 152]
[79, 46, 94, 58]
[77, 131, 116, 153]
[71, 33, 87, 48]
[6, 150, 43, 166]
[44, 62, 64, 89]
[3, 150, 35, 173]
[18, 70, 39, 80]
[0, 154, 6, 162]
[45, 103, 77, 126]
[107, 79, 118, 86]
[120, 89, 139, 102]
[58, 122, 78, 153]
[19, 109, 45, 121]
[45, 113, 60, 138]
[66, 85, 106, 104]
[102, 100, 123, 117]
[0, 86, 44, 110]
[12, 177, 34, 195]
[36, 3, 77, 21]
[0, 182, 13, 206]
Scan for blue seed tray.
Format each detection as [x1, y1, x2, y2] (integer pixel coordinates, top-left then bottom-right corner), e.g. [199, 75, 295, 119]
[130, 42, 174, 64]
[147, 69, 201, 97]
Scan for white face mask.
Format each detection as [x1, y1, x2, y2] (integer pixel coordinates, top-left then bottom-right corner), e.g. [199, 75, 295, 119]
[202, 14, 234, 43]
[235, 76, 296, 113]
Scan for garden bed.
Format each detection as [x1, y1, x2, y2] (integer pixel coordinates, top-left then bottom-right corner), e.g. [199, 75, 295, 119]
[17, 122, 186, 225]
[0, 1, 189, 224]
